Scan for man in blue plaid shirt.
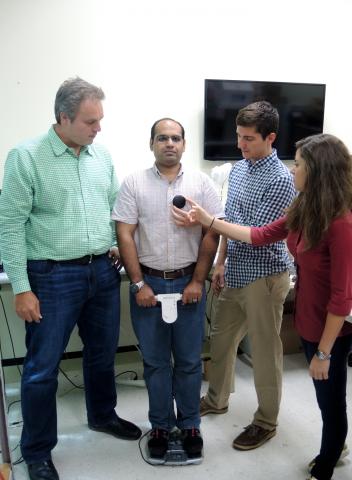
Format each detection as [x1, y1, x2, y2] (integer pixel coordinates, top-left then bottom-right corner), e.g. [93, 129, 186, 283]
[200, 101, 296, 450]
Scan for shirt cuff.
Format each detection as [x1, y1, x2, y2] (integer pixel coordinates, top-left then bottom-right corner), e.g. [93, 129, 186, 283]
[10, 277, 32, 295]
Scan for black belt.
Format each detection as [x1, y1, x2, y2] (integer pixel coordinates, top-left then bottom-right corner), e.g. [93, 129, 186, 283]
[50, 252, 108, 266]
[140, 263, 196, 280]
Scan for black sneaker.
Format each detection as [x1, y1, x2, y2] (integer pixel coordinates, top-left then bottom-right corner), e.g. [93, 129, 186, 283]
[182, 428, 203, 457]
[148, 428, 169, 458]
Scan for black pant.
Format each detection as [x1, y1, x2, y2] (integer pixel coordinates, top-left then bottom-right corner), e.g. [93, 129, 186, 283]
[301, 334, 352, 480]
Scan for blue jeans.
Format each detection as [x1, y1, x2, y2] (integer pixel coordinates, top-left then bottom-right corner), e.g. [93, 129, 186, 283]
[130, 274, 205, 430]
[21, 256, 121, 463]
[301, 334, 352, 480]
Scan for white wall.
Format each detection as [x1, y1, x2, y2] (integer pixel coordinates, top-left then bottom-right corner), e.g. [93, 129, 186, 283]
[0, 0, 351, 184]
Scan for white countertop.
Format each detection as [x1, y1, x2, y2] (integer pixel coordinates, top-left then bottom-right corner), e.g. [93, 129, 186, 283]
[0, 272, 9, 285]
[1, 270, 351, 324]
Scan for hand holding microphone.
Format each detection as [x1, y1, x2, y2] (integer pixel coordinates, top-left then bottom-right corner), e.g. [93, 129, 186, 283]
[172, 195, 186, 209]
[186, 198, 214, 227]
[172, 195, 213, 228]
[172, 195, 193, 227]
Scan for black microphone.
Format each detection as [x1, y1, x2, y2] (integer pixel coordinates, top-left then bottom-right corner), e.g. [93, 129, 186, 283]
[172, 195, 186, 209]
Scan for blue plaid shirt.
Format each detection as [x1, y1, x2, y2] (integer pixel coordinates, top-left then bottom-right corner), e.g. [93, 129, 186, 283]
[225, 149, 295, 288]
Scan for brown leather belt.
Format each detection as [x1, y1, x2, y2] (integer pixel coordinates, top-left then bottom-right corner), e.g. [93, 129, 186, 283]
[140, 263, 196, 280]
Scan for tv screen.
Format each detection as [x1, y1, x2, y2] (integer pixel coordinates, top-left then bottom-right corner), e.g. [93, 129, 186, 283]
[204, 79, 326, 161]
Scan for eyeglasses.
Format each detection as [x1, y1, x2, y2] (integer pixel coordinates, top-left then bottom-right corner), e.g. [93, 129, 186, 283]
[155, 135, 183, 143]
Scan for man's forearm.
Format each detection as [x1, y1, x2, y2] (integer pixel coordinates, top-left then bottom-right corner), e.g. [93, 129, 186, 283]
[117, 227, 143, 283]
[192, 229, 220, 284]
[215, 235, 228, 266]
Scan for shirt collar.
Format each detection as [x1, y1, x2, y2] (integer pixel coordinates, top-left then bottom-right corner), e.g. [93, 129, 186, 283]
[245, 148, 278, 171]
[152, 162, 184, 179]
[48, 125, 92, 157]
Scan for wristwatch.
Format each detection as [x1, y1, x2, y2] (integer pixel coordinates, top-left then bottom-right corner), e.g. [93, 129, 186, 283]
[130, 280, 145, 294]
[315, 349, 332, 361]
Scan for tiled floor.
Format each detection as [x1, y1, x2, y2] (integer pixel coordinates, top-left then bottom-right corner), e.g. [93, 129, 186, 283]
[4, 352, 352, 480]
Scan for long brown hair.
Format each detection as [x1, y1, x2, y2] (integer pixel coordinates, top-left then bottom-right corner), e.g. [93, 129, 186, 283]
[286, 134, 352, 249]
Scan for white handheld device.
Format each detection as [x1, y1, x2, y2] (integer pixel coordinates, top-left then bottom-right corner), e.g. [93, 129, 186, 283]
[155, 293, 182, 323]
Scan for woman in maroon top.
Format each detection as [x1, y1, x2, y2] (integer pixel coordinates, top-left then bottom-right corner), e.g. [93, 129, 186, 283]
[188, 134, 352, 480]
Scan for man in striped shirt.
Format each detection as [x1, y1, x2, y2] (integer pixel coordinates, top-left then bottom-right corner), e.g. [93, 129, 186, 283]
[200, 101, 296, 451]
[114, 118, 223, 461]
[0, 78, 141, 480]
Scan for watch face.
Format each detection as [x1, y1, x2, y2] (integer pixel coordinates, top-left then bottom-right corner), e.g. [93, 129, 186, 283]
[130, 280, 144, 294]
[130, 283, 139, 294]
[316, 350, 331, 360]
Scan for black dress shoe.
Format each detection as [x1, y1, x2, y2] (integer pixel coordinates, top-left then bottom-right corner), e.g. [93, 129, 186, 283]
[27, 459, 59, 480]
[89, 416, 142, 440]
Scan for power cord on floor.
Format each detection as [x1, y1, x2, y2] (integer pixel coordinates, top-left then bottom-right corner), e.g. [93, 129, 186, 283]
[58, 366, 84, 389]
[138, 429, 157, 466]
[12, 455, 24, 466]
[11, 442, 21, 454]
[115, 370, 138, 380]
[7, 399, 21, 415]
[58, 365, 141, 391]
[7, 442, 24, 467]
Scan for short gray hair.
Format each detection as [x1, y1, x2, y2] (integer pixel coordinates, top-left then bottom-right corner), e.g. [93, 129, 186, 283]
[54, 77, 105, 123]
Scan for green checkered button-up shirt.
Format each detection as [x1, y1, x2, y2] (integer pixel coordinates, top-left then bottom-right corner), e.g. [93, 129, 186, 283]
[0, 126, 119, 294]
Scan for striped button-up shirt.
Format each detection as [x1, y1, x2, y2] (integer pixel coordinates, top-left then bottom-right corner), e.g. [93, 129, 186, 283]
[225, 149, 296, 288]
[0, 126, 119, 294]
[112, 164, 224, 271]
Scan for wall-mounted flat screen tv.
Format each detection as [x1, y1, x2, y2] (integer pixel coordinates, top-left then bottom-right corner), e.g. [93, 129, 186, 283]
[204, 79, 326, 161]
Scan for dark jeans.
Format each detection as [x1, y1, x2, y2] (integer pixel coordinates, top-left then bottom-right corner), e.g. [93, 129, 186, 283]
[130, 273, 205, 430]
[21, 256, 121, 463]
[301, 334, 352, 480]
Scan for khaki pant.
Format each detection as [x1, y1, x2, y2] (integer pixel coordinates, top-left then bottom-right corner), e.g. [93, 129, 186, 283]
[205, 271, 290, 430]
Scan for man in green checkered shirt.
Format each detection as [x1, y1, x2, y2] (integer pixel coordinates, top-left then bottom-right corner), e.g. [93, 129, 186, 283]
[0, 77, 141, 480]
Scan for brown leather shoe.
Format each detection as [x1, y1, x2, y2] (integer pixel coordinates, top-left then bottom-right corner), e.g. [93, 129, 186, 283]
[200, 396, 228, 416]
[232, 424, 276, 450]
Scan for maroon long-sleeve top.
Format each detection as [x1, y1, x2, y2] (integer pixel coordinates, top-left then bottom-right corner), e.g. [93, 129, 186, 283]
[251, 213, 352, 342]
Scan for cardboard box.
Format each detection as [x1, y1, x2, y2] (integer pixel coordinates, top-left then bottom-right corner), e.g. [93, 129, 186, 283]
[238, 313, 302, 357]
[202, 357, 211, 381]
[281, 313, 302, 354]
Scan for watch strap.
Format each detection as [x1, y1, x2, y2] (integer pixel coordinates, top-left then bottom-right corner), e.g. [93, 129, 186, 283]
[315, 349, 331, 361]
[130, 280, 145, 293]
[135, 280, 145, 291]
